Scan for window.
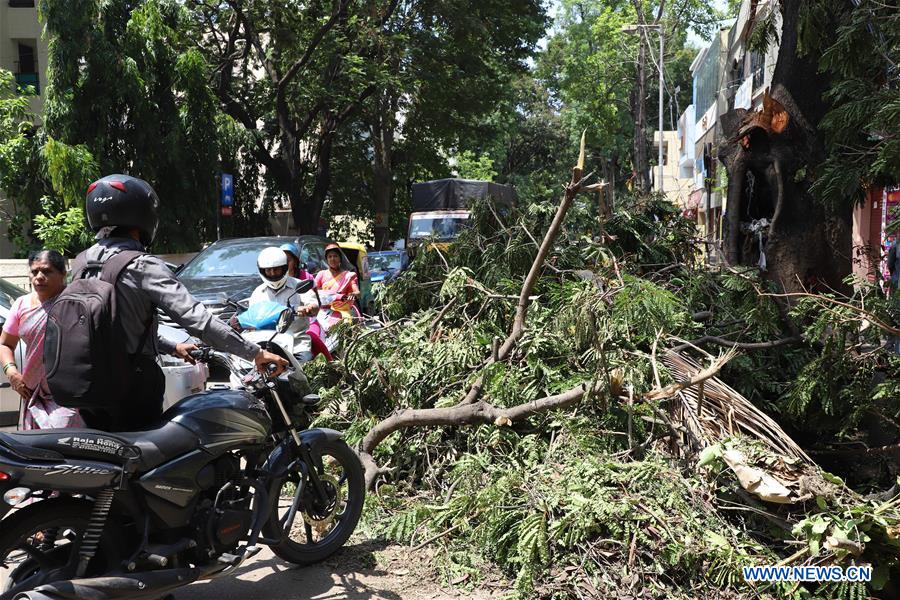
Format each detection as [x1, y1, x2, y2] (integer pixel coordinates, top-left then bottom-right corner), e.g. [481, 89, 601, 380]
[9, 0, 36, 7]
[652, 142, 669, 166]
[693, 35, 721, 114]
[15, 42, 39, 95]
[750, 50, 765, 91]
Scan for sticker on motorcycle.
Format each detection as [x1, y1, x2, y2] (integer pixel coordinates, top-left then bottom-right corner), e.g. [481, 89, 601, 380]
[57, 436, 123, 455]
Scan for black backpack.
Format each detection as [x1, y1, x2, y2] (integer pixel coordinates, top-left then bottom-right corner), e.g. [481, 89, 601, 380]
[44, 250, 151, 410]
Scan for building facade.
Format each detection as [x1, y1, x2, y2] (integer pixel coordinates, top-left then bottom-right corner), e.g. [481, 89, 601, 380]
[651, 130, 694, 212]
[680, 0, 781, 262]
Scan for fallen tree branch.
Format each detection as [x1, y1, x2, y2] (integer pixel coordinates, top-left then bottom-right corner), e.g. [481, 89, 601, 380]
[642, 349, 738, 401]
[756, 289, 900, 337]
[458, 135, 602, 406]
[359, 381, 604, 489]
[670, 335, 803, 353]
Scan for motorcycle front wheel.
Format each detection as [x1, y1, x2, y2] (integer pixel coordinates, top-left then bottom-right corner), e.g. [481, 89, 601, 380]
[263, 439, 365, 565]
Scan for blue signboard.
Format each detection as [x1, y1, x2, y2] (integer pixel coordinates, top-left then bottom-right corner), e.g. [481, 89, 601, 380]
[221, 173, 234, 207]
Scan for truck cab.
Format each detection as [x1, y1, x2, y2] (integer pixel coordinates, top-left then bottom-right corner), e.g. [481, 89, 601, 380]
[406, 179, 516, 256]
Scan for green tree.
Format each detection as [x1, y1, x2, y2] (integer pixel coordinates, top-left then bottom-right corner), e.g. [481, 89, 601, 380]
[39, 0, 244, 252]
[0, 69, 98, 255]
[808, 0, 900, 212]
[188, 0, 544, 246]
[538, 0, 718, 193]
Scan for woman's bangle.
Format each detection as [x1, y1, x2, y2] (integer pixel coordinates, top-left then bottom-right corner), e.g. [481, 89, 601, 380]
[2, 362, 17, 375]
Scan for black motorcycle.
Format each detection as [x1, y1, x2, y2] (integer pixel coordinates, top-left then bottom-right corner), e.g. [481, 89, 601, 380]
[0, 331, 364, 599]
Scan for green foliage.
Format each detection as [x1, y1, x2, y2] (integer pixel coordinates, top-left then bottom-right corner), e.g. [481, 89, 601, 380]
[33, 204, 92, 253]
[313, 187, 900, 596]
[452, 151, 497, 181]
[536, 0, 721, 193]
[802, 0, 900, 208]
[39, 0, 242, 251]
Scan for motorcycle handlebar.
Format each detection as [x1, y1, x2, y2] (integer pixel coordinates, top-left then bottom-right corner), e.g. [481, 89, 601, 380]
[187, 346, 292, 381]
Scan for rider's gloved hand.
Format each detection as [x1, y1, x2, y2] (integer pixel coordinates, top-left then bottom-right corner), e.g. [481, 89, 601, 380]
[254, 349, 288, 375]
[173, 343, 199, 364]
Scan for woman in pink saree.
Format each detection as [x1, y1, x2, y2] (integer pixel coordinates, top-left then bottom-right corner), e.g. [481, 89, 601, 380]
[0, 250, 84, 430]
[313, 244, 361, 333]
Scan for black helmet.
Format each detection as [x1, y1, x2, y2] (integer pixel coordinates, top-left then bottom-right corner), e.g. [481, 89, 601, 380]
[85, 174, 160, 246]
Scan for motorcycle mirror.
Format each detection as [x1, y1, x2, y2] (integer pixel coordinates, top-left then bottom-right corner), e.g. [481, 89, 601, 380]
[296, 279, 314, 294]
[276, 307, 295, 334]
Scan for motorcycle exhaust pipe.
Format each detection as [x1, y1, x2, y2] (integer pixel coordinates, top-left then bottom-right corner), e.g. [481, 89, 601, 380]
[12, 566, 207, 600]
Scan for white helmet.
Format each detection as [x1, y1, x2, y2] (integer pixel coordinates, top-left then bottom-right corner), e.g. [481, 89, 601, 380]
[257, 246, 289, 290]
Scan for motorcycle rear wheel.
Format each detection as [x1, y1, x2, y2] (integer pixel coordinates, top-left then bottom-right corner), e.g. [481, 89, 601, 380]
[263, 439, 365, 565]
[0, 498, 122, 599]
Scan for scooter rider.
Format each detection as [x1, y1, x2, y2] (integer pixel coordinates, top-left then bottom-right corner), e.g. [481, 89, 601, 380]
[83, 174, 287, 431]
[246, 247, 332, 360]
[250, 247, 320, 314]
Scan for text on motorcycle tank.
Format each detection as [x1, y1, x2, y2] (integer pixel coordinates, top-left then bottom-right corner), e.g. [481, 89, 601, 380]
[43, 464, 114, 477]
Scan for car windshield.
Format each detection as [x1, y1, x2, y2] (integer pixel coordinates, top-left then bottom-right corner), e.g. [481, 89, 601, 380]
[409, 217, 469, 240]
[370, 253, 403, 272]
[0, 278, 25, 310]
[179, 240, 287, 278]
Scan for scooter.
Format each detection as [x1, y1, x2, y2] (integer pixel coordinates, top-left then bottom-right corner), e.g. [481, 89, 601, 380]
[222, 281, 337, 391]
[0, 306, 365, 599]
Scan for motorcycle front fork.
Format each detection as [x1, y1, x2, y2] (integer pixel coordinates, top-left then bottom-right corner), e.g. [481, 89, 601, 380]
[268, 386, 330, 507]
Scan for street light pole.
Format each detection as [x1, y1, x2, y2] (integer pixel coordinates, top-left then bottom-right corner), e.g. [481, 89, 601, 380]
[622, 23, 665, 195]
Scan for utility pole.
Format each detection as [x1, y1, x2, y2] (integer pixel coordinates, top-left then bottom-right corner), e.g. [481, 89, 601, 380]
[622, 22, 665, 195]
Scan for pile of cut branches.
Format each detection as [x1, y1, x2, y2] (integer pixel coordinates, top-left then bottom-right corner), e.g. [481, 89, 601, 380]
[307, 146, 900, 598]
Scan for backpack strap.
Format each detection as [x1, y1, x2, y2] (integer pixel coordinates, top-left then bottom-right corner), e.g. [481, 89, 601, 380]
[99, 250, 144, 285]
[99, 250, 155, 355]
[70, 251, 90, 280]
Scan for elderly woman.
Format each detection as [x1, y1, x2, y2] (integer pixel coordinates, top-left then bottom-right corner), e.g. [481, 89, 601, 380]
[0, 250, 84, 429]
[313, 244, 361, 332]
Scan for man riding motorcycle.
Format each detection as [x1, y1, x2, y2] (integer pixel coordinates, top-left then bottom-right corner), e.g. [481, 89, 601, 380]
[80, 174, 287, 431]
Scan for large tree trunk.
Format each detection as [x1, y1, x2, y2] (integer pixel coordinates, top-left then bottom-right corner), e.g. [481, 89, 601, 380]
[718, 0, 851, 294]
[370, 91, 397, 250]
[305, 129, 335, 235]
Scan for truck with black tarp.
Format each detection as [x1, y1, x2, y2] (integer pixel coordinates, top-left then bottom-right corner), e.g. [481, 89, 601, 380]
[407, 178, 517, 254]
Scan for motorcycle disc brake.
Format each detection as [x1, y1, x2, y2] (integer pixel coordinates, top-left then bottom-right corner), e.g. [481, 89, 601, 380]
[302, 473, 341, 531]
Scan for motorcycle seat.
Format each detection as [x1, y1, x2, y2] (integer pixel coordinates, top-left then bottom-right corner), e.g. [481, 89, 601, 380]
[0, 420, 199, 472]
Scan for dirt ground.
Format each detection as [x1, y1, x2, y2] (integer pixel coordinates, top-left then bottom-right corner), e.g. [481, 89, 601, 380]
[186, 537, 511, 600]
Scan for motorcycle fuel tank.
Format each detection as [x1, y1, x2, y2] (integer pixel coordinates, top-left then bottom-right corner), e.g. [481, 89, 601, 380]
[162, 389, 271, 449]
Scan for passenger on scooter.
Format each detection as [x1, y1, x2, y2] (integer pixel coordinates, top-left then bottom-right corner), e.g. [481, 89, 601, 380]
[280, 242, 314, 281]
[77, 174, 288, 431]
[249, 247, 332, 360]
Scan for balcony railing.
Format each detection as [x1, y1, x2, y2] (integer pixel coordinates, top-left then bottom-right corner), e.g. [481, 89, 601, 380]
[14, 72, 39, 95]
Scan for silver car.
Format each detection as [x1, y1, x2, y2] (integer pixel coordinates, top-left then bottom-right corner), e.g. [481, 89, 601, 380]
[0, 278, 26, 430]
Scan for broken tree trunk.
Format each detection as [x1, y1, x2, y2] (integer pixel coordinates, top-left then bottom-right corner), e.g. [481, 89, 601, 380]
[718, 0, 852, 295]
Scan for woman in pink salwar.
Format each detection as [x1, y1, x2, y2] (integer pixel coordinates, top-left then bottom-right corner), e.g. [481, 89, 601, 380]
[0, 250, 84, 430]
[313, 244, 361, 333]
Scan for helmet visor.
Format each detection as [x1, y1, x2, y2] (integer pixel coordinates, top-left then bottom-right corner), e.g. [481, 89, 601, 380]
[260, 265, 288, 282]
